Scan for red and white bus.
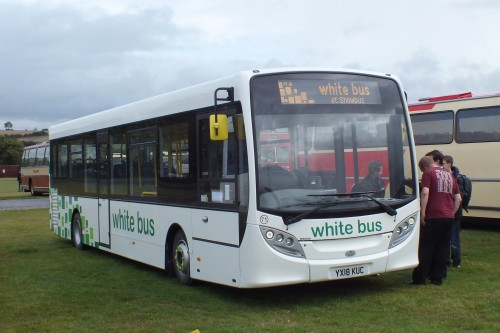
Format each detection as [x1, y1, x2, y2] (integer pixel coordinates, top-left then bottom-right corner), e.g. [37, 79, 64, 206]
[409, 91, 500, 220]
[20, 141, 50, 195]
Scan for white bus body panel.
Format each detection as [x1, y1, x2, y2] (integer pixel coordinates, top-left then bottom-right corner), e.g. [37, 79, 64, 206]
[191, 210, 240, 287]
[238, 201, 420, 288]
[239, 224, 310, 288]
[106, 201, 179, 269]
[51, 191, 243, 285]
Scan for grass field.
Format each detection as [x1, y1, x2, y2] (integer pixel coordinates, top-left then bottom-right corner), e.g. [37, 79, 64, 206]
[0, 177, 32, 199]
[0, 208, 499, 333]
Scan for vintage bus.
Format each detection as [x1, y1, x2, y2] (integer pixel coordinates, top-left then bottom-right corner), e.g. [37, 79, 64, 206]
[409, 91, 500, 220]
[49, 68, 419, 288]
[20, 141, 50, 195]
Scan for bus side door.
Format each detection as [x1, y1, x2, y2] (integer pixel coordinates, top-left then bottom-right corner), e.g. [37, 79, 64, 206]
[97, 132, 111, 247]
[191, 113, 240, 286]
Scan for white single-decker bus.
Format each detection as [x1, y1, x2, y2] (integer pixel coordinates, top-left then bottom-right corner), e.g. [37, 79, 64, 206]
[49, 68, 420, 288]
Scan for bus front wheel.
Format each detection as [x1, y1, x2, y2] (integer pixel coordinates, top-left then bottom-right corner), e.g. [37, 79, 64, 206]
[172, 230, 192, 285]
[72, 213, 84, 250]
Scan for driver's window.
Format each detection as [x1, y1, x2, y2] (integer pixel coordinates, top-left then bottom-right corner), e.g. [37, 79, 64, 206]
[198, 116, 236, 204]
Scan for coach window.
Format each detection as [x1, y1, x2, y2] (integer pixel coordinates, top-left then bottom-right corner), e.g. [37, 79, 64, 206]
[35, 146, 45, 167]
[21, 150, 27, 167]
[111, 132, 128, 196]
[456, 106, 500, 143]
[129, 127, 158, 197]
[27, 148, 36, 167]
[410, 111, 454, 145]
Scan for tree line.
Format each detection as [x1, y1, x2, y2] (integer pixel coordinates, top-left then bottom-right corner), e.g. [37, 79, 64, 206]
[0, 135, 24, 165]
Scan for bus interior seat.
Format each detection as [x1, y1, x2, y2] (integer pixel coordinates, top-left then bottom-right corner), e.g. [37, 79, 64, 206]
[259, 165, 299, 192]
[294, 167, 322, 188]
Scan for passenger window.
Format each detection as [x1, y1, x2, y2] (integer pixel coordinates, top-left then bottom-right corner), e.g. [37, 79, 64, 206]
[84, 139, 97, 194]
[69, 141, 83, 178]
[160, 122, 189, 179]
[35, 147, 45, 166]
[129, 127, 158, 197]
[410, 111, 454, 145]
[457, 106, 500, 142]
[57, 144, 68, 177]
[111, 132, 128, 195]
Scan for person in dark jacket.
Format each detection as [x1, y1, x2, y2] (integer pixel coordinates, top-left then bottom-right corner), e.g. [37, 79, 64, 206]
[443, 155, 462, 268]
[351, 160, 385, 197]
[17, 172, 22, 192]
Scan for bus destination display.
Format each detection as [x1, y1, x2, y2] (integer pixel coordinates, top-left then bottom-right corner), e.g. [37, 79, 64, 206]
[278, 80, 381, 105]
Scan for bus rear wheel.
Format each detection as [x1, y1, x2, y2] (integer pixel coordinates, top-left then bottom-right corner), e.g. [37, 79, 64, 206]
[172, 230, 192, 285]
[72, 213, 84, 250]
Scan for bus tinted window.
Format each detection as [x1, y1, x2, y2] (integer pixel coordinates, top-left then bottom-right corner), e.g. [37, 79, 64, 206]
[410, 111, 453, 145]
[84, 139, 97, 194]
[44, 146, 50, 166]
[160, 122, 189, 179]
[57, 144, 68, 177]
[69, 142, 83, 178]
[111, 132, 127, 196]
[129, 127, 158, 197]
[456, 106, 500, 143]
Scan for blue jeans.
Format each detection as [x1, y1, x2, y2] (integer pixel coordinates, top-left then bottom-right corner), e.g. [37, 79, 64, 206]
[450, 217, 461, 266]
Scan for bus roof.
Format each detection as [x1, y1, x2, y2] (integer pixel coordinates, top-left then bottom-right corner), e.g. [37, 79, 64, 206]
[49, 68, 401, 140]
[24, 141, 49, 149]
[409, 91, 500, 112]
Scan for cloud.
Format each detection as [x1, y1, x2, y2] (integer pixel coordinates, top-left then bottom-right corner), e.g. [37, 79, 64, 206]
[1, 0, 500, 130]
[0, 1, 194, 129]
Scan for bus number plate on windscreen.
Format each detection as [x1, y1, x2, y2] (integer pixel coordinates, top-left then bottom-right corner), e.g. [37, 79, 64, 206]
[331, 265, 367, 279]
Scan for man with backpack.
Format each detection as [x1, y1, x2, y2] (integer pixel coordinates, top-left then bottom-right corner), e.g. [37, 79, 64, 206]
[411, 156, 462, 286]
[443, 155, 470, 268]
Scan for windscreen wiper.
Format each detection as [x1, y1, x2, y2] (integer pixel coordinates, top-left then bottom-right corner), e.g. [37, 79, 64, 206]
[285, 191, 397, 226]
[351, 192, 397, 216]
[310, 191, 396, 217]
[285, 201, 339, 225]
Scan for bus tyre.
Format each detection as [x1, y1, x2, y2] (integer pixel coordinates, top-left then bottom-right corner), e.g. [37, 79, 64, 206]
[72, 213, 84, 250]
[173, 230, 192, 285]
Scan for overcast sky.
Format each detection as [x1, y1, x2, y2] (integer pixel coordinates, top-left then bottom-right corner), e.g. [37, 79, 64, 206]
[1, 0, 500, 130]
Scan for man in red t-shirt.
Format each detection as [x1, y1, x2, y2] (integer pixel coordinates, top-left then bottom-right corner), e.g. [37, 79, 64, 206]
[411, 156, 462, 285]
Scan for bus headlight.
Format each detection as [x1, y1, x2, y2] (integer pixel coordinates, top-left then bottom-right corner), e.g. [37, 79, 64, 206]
[259, 226, 305, 258]
[265, 230, 274, 239]
[389, 213, 418, 248]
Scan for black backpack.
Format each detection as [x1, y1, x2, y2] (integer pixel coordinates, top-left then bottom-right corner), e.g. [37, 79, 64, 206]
[456, 174, 472, 212]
